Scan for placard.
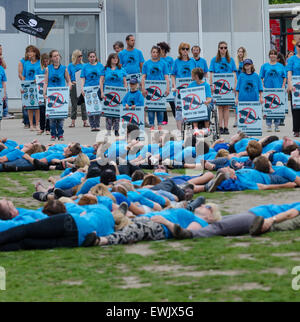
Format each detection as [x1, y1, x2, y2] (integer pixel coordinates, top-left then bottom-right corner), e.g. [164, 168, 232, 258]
[180, 86, 208, 122]
[292, 76, 300, 110]
[120, 105, 145, 141]
[102, 86, 127, 118]
[145, 80, 167, 112]
[175, 78, 193, 111]
[35, 74, 45, 105]
[46, 87, 69, 119]
[21, 80, 39, 110]
[263, 88, 285, 119]
[238, 102, 262, 136]
[0, 88, 3, 121]
[212, 73, 235, 106]
[126, 73, 142, 88]
[84, 86, 102, 116]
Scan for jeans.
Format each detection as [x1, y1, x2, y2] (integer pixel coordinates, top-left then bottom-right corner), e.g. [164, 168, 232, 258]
[266, 118, 280, 127]
[0, 214, 78, 251]
[148, 111, 164, 126]
[3, 97, 8, 117]
[23, 106, 29, 125]
[89, 115, 100, 129]
[50, 118, 64, 137]
[191, 212, 256, 238]
[151, 179, 185, 201]
[269, 174, 289, 185]
[0, 159, 35, 172]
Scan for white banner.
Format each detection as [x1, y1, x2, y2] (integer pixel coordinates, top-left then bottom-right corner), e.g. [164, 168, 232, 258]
[120, 105, 145, 141]
[213, 73, 235, 106]
[180, 86, 208, 122]
[175, 78, 193, 111]
[292, 76, 300, 110]
[46, 87, 69, 119]
[102, 86, 127, 118]
[126, 73, 142, 86]
[238, 101, 262, 136]
[35, 74, 45, 106]
[145, 80, 167, 112]
[84, 86, 102, 116]
[21, 80, 39, 110]
[263, 88, 286, 119]
[0, 88, 3, 121]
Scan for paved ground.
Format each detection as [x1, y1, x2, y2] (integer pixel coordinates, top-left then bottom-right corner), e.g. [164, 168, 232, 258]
[0, 110, 296, 145]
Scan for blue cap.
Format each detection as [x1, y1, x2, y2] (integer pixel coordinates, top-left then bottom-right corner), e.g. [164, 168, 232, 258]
[243, 59, 253, 66]
[129, 77, 138, 84]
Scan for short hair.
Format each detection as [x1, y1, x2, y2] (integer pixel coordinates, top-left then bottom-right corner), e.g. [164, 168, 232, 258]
[78, 194, 98, 206]
[192, 67, 204, 80]
[141, 174, 161, 187]
[131, 170, 145, 182]
[216, 149, 229, 159]
[0, 202, 12, 220]
[206, 203, 222, 222]
[74, 153, 90, 169]
[247, 141, 262, 160]
[287, 158, 300, 172]
[69, 143, 82, 156]
[42, 200, 66, 216]
[191, 45, 201, 52]
[151, 46, 161, 55]
[283, 143, 298, 155]
[113, 41, 124, 50]
[157, 42, 170, 53]
[253, 156, 271, 173]
[89, 183, 116, 202]
[126, 34, 134, 42]
[100, 168, 116, 186]
[261, 136, 279, 149]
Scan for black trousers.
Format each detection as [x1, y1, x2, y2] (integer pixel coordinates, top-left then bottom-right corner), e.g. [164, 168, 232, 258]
[292, 108, 300, 133]
[0, 214, 78, 251]
[39, 105, 50, 131]
[151, 179, 185, 201]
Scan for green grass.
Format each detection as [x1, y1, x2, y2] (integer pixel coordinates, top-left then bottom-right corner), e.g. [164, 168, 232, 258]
[0, 172, 299, 302]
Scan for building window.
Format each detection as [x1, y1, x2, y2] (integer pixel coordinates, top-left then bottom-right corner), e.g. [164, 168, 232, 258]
[170, 0, 199, 32]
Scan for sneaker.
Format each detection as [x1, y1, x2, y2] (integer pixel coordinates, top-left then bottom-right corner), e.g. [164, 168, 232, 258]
[219, 127, 224, 134]
[82, 232, 98, 247]
[233, 121, 237, 128]
[204, 172, 227, 193]
[118, 202, 128, 215]
[50, 136, 56, 141]
[114, 130, 120, 137]
[150, 126, 155, 131]
[249, 216, 265, 236]
[267, 126, 272, 132]
[223, 128, 230, 135]
[32, 191, 48, 202]
[294, 132, 300, 138]
[54, 188, 68, 199]
[3, 114, 15, 119]
[158, 126, 163, 131]
[275, 127, 280, 132]
[162, 121, 168, 125]
[46, 131, 51, 135]
[58, 136, 64, 141]
[173, 224, 193, 240]
[145, 122, 151, 128]
[186, 196, 206, 212]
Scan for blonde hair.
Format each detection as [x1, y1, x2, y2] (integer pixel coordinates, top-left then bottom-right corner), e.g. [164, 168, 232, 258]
[206, 203, 222, 222]
[235, 47, 247, 67]
[216, 149, 229, 159]
[74, 153, 90, 169]
[71, 49, 83, 64]
[89, 183, 116, 203]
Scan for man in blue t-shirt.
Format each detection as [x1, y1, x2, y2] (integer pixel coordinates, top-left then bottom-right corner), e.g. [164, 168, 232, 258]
[191, 46, 208, 78]
[119, 35, 145, 75]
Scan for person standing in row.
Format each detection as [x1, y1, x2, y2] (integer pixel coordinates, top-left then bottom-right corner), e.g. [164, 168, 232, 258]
[119, 35, 144, 76]
[260, 49, 286, 132]
[141, 46, 169, 131]
[235, 59, 264, 107]
[0, 44, 10, 119]
[287, 40, 300, 137]
[209, 41, 237, 135]
[22, 45, 41, 132]
[171, 43, 196, 131]
[43, 50, 72, 141]
[0, 56, 7, 111]
[157, 42, 174, 125]
[277, 52, 287, 126]
[37, 53, 50, 135]
[68, 50, 89, 128]
[235, 47, 247, 78]
[100, 53, 127, 136]
[113, 41, 124, 54]
[81, 51, 103, 132]
[191, 46, 208, 79]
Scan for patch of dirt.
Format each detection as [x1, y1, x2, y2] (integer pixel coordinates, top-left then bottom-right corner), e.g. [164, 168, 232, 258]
[260, 268, 288, 276]
[230, 243, 251, 248]
[124, 243, 156, 256]
[238, 254, 256, 261]
[119, 276, 151, 289]
[272, 252, 300, 258]
[165, 242, 192, 252]
[61, 280, 83, 286]
[228, 283, 271, 292]
[5, 177, 28, 193]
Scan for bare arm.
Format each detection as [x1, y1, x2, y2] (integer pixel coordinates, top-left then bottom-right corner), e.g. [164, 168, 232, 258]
[100, 75, 105, 99]
[43, 68, 49, 99]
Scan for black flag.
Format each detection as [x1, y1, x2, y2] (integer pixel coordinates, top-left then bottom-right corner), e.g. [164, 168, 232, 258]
[12, 11, 55, 40]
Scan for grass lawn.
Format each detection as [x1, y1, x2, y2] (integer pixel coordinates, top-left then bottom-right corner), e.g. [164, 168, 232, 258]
[0, 171, 299, 302]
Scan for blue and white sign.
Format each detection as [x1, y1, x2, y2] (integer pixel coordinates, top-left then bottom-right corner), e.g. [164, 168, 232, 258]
[84, 86, 102, 116]
[238, 101, 262, 136]
[21, 80, 39, 110]
[46, 87, 69, 119]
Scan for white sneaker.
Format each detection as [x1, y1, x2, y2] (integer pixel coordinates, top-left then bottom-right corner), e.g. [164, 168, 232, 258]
[267, 126, 272, 132]
[275, 127, 280, 132]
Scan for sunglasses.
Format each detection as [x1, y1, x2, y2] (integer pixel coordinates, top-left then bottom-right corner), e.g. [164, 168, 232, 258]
[182, 48, 190, 51]
[219, 47, 228, 50]
[78, 55, 83, 57]
[205, 205, 212, 210]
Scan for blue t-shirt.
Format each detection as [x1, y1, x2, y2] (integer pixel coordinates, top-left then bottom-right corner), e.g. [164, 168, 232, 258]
[81, 63, 104, 87]
[250, 202, 300, 218]
[287, 55, 300, 76]
[236, 72, 263, 101]
[48, 64, 66, 87]
[5, 149, 25, 162]
[193, 57, 209, 74]
[161, 56, 174, 74]
[262, 140, 283, 154]
[127, 191, 154, 209]
[159, 140, 184, 160]
[259, 63, 286, 88]
[55, 171, 86, 190]
[209, 57, 237, 74]
[23, 60, 41, 81]
[67, 63, 83, 82]
[122, 90, 144, 106]
[188, 81, 212, 98]
[0, 66, 7, 87]
[142, 59, 168, 81]
[273, 166, 297, 183]
[234, 138, 259, 153]
[112, 192, 131, 207]
[119, 48, 145, 74]
[172, 59, 196, 78]
[272, 152, 290, 165]
[144, 209, 208, 239]
[237, 61, 244, 78]
[101, 67, 127, 87]
[45, 152, 65, 163]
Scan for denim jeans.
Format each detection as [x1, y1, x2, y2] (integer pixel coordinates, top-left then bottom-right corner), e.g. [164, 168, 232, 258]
[148, 111, 164, 126]
[50, 118, 64, 137]
[89, 115, 100, 129]
[266, 118, 280, 127]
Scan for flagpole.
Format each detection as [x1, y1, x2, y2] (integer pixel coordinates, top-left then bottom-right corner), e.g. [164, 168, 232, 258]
[38, 20, 56, 53]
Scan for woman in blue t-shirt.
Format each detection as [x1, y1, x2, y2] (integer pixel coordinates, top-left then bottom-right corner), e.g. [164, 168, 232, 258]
[287, 40, 300, 137]
[171, 42, 196, 130]
[43, 50, 72, 141]
[22, 46, 41, 132]
[100, 53, 127, 137]
[0, 65, 7, 110]
[209, 41, 237, 135]
[81, 51, 104, 132]
[260, 49, 287, 132]
[68, 50, 89, 128]
[141, 46, 169, 131]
